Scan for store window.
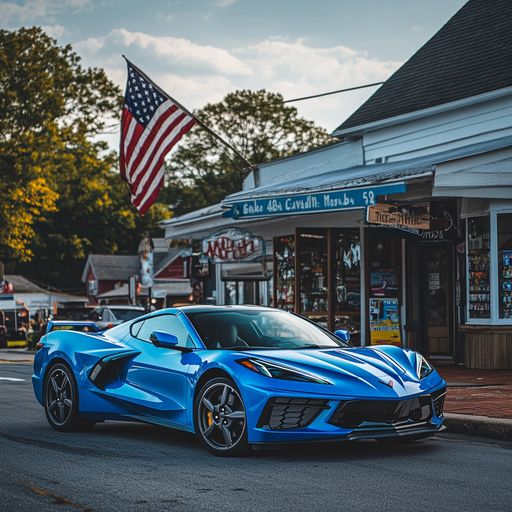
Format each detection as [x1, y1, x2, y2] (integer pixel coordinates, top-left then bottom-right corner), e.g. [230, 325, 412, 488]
[274, 235, 295, 311]
[298, 229, 328, 327]
[333, 230, 361, 343]
[497, 213, 512, 320]
[467, 216, 491, 320]
[367, 229, 402, 346]
[273, 228, 362, 337]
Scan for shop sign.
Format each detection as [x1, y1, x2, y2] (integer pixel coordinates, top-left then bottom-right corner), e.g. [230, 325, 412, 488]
[138, 236, 154, 287]
[202, 228, 264, 264]
[369, 298, 402, 346]
[420, 203, 456, 241]
[366, 202, 430, 231]
[226, 182, 407, 219]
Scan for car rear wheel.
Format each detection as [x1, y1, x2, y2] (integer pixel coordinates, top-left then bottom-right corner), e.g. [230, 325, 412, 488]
[44, 363, 95, 432]
[195, 377, 250, 456]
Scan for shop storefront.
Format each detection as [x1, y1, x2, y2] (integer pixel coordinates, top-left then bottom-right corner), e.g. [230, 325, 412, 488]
[162, 142, 512, 368]
[460, 200, 512, 368]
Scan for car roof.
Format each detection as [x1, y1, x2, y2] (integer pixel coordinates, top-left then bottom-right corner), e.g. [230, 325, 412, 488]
[177, 305, 275, 314]
[49, 320, 99, 325]
[99, 305, 145, 310]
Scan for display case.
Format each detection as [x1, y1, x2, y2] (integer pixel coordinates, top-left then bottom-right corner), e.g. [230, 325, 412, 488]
[467, 216, 491, 319]
[273, 235, 295, 311]
[297, 230, 328, 327]
[498, 213, 512, 319]
[333, 230, 361, 344]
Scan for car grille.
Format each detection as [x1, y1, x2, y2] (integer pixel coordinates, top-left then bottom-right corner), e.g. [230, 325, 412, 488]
[432, 387, 446, 416]
[328, 395, 433, 429]
[257, 398, 329, 430]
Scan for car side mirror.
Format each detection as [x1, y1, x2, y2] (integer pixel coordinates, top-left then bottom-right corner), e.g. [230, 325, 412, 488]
[334, 329, 351, 343]
[149, 330, 179, 349]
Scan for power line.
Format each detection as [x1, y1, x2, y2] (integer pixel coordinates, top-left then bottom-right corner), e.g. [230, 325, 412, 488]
[283, 81, 384, 103]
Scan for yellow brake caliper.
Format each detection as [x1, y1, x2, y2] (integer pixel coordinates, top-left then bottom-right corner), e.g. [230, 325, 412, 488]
[207, 410, 213, 426]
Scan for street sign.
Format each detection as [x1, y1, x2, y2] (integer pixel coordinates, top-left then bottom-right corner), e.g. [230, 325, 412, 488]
[225, 182, 407, 219]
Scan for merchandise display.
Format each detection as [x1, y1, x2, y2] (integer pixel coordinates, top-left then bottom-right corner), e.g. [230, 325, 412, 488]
[274, 235, 295, 311]
[298, 231, 328, 327]
[467, 217, 491, 319]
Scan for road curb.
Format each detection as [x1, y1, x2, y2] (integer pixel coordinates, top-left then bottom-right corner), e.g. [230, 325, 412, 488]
[444, 413, 512, 441]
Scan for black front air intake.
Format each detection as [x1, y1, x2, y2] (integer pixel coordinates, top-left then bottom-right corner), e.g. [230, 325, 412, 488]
[432, 387, 447, 417]
[328, 395, 433, 429]
[257, 398, 329, 430]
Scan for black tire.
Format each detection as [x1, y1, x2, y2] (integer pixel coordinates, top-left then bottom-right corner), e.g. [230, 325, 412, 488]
[194, 377, 250, 456]
[44, 362, 95, 432]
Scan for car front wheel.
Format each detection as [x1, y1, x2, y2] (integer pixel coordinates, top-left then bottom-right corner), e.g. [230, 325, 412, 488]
[195, 377, 250, 456]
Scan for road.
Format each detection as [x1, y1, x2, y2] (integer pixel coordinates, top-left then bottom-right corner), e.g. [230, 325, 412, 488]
[1, 363, 511, 512]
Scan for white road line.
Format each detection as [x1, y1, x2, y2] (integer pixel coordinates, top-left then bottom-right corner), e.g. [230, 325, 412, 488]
[0, 377, 25, 382]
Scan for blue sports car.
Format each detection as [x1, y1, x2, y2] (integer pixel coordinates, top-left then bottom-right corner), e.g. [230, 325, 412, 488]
[33, 305, 446, 456]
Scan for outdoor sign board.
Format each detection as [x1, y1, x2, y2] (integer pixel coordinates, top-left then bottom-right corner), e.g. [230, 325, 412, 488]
[366, 202, 430, 231]
[369, 297, 402, 346]
[138, 237, 154, 287]
[226, 182, 407, 219]
[202, 228, 264, 264]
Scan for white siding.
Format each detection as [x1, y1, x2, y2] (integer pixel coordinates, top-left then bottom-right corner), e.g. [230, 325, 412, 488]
[242, 140, 363, 191]
[363, 94, 512, 164]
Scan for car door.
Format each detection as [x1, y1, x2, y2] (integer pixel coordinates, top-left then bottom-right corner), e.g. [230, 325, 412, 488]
[117, 313, 197, 427]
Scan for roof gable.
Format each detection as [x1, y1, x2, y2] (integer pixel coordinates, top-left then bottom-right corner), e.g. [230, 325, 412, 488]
[81, 254, 139, 282]
[335, 0, 512, 134]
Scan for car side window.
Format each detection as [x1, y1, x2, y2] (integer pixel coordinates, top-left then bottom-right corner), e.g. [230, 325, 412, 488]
[134, 314, 195, 348]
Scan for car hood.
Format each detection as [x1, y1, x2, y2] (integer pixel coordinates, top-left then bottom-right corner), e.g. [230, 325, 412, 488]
[233, 345, 442, 398]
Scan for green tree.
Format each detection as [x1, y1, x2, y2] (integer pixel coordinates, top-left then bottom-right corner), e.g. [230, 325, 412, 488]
[0, 27, 167, 289]
[162, 89, 333, 216]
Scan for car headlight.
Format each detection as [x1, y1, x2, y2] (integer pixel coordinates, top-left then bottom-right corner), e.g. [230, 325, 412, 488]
[237, 358, 331, 385]
[416, 353, 434, 379]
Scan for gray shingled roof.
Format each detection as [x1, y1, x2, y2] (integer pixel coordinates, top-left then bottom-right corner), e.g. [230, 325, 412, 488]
[335, 0, 512, 133]
[4, 274, 46, 293]
[83, 255, 140, 282]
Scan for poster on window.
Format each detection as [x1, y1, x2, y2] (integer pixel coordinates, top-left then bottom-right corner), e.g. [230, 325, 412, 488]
[369, 298, 402, 346]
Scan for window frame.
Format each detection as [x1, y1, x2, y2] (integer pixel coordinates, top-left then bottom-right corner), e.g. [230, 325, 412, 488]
[464, 204, 512, 326]
[129, 312, 200, 348]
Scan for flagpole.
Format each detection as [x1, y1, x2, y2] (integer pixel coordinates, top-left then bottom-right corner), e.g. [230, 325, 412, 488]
[122, 56, 254, 170]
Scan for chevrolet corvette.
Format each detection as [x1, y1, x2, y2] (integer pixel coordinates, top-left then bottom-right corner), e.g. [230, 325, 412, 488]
[32, 305, 446, 455]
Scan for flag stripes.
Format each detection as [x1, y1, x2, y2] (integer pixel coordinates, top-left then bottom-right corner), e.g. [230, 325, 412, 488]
[120, 63, 197, 215]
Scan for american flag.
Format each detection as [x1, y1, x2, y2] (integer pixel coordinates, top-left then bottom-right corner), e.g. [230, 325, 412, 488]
[120, 63, 196, 215]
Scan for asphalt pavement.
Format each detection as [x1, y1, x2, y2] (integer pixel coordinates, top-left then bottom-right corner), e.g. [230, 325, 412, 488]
[1, 363, 511, 512]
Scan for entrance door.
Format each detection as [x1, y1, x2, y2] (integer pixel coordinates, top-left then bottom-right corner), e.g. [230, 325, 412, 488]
[422, 246, 454, 357]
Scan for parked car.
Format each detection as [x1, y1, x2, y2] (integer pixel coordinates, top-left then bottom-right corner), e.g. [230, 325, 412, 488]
[86, 305, 145, 329]
[33, 305, 446, 456]
[43, 321, 102, 334]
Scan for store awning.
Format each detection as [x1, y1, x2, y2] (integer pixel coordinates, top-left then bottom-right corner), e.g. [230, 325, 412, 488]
[433, 145, 512, 198]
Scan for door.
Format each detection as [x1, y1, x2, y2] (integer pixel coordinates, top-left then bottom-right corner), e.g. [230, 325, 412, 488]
[423, 246, 454, 357]
[118, 313, 196, 425]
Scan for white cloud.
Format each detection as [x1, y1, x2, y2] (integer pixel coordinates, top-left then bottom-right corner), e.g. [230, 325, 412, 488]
[0, 0, 92, 25]
[41, 24, 67, 38]
[74, 29, 400, 145]
[78, 28, 253, 77]
[213, 0, 236, 7]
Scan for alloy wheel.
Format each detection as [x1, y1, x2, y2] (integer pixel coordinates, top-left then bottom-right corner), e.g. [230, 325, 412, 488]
[45, 367, 73, 426]
[198, 382, 246, 451]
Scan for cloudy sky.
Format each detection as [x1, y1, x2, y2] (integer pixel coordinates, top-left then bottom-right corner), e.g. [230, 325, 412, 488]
[2, 0, 467, 138]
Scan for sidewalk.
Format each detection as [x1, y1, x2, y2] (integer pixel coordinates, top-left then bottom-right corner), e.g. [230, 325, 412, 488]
[0, 349, 34, 364]
[439, 366, 512, 420]
[437, 365, 512, 441]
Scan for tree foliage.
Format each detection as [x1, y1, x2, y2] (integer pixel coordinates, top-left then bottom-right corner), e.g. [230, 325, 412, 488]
[0, 27, 167, 289]
[163, 89, 333, 216]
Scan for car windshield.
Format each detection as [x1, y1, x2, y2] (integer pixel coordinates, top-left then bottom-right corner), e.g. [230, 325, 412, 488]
[185, 309, 345, 350]
[111, 309, 144, 322]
